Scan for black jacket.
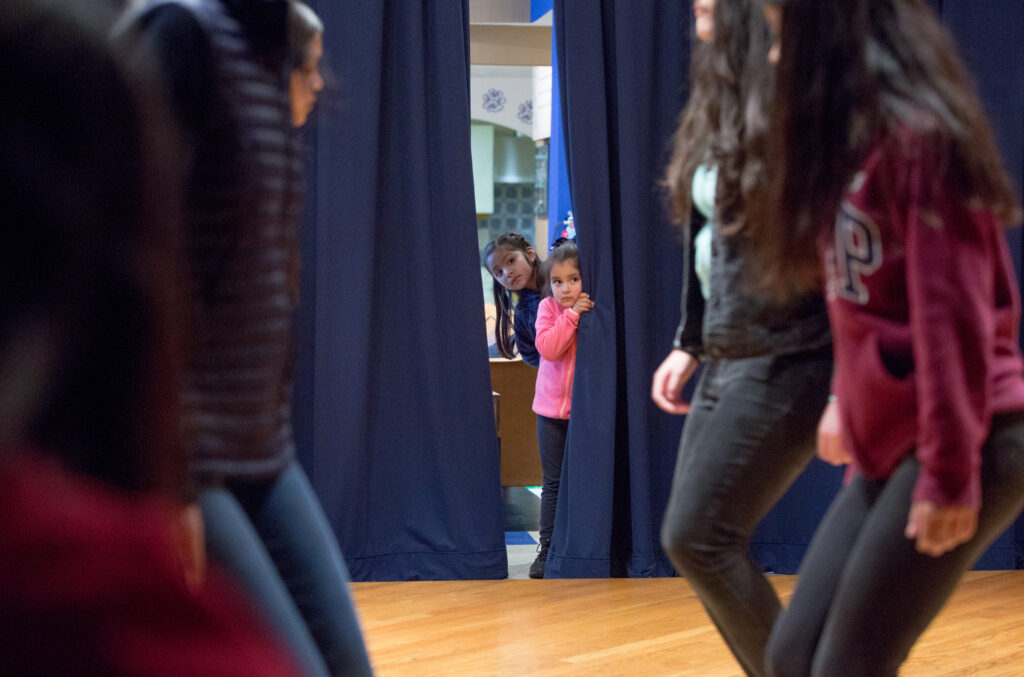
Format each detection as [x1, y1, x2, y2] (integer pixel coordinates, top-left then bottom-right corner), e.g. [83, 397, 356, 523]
[514, 288, 542, 368]
[674, 210, 831, 361]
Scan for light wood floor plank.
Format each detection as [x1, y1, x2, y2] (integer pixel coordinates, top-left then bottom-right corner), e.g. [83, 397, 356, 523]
[352, 571, 1024, 676]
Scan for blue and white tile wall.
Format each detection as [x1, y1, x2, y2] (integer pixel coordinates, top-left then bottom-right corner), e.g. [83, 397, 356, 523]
[478, 183, 537, 245]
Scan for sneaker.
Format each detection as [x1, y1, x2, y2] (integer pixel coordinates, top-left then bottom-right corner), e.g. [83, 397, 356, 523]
[529, 542, 548, 579]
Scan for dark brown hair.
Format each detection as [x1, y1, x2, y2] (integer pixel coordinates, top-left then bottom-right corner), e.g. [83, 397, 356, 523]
[0, 0, 186, 499]
[664, 0, 773, 234]
[287, 0, 323, 70]
[748, 0, 1022, 296]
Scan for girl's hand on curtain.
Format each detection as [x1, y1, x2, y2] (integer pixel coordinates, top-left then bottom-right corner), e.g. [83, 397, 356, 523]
[905, 501, 978, 557]
[651, 349, 698, 415]
[571, 293, 594, 315]
[816, 400, 851, 465]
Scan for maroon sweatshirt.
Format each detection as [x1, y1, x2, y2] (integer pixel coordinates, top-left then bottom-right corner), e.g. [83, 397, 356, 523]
[0, 455, 304, 676]
[822, 125, 1024, 508]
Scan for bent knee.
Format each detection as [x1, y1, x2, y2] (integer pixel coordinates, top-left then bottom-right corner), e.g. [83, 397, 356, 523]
[764, 624, 813, 677]
[660, 518, 726, 576]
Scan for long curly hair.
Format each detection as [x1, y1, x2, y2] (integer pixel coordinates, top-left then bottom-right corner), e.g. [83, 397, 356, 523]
[663, 0, 773, 235]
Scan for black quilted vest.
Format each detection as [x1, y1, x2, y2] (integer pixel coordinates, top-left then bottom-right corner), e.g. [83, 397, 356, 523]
[135, 0, 303, 481]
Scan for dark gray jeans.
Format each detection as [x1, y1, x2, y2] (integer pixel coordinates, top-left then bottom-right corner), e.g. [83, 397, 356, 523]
[766, 412, 1024, 677]
[661, 346, 833, 677]
[536, 415, 569, 547]
[201, 460, 374, 677]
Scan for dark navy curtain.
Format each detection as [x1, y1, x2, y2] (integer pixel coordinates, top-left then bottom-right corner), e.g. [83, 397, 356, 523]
[547, 0, 690, 577]
[293, 0, 506, 581]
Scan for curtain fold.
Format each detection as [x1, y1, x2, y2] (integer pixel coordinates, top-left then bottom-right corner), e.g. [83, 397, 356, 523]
[293, 0, 506, 581]
[548, 0, 690, 577]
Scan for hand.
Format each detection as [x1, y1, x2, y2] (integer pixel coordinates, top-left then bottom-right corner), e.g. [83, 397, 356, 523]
[174, 503, 206, 591]
[572, 292, 594, 315]
[905, 501, 977, 557]
[651, 349, 698, 414]
[816, 400, 852, 465]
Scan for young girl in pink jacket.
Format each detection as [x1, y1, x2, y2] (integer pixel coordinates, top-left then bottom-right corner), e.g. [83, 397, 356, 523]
[529, 240, 595, 578]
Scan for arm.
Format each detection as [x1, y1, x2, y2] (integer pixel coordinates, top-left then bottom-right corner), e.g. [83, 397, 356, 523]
[173, 503, 206, 590]
[651, 350, 698, 415]
[673, 208, 707, 358]
[513, 307, 540, 368]
[903, 135, 994, 553]
[816, 398, 852, 465]
[655, 210, 706, 413]
[534, 298, 580, 363]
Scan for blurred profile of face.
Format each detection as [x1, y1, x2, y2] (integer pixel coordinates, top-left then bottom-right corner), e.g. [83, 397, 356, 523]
[763, 3, 782, 63]
[290, 31, 324, 127]
[694, 0, 715, 43]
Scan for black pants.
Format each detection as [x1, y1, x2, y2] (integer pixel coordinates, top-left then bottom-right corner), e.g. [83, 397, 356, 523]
[766, 412, 1024, 677]
[536, 415, 569, 547]
[660, 346, 833, 677]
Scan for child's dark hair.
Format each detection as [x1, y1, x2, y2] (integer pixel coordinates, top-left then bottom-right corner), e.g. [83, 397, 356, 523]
[482, 232, 541, 360]
[541, 240, 580, 299]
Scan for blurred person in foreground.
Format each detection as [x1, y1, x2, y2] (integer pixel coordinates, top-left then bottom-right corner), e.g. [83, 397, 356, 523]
[0, 1, 305, 674]
[119, 0, 373, 674]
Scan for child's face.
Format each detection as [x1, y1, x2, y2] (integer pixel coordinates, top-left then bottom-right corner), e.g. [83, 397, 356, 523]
[549, 260, 583, 308]
[487, 245, 537, 291]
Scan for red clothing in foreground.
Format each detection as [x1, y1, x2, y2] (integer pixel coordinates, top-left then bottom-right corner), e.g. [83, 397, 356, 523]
[823, 126, 1024, 508]
[0, 455, 303, 677]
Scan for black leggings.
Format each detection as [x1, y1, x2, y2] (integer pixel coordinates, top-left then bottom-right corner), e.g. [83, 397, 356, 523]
[660, 346, 833, 677]
[536, 415, 569, 547]
[766, 412, 1024, 677]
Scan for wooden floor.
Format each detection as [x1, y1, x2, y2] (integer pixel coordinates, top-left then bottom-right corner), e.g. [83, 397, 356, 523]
[352, 571, 1024, 676]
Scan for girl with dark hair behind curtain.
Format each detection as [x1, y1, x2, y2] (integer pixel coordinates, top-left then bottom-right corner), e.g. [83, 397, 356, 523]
[483, 232, 544, 367]
[752, 1, 1024, 675]
[652, 1, 832, 674]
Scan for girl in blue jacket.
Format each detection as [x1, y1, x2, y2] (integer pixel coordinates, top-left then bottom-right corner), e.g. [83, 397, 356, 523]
[483, 232, 543, 367]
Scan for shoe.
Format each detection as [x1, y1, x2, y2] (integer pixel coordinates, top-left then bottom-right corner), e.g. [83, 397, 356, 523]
[529, 542, 548, 579]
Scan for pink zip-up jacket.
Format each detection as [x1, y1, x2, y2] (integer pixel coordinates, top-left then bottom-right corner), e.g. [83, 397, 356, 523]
[532, 296, 580, 420]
